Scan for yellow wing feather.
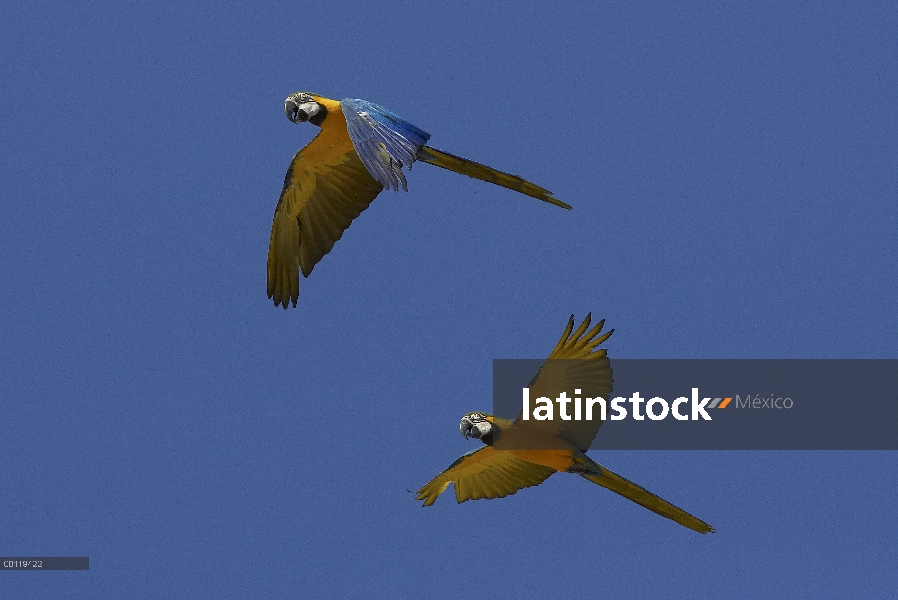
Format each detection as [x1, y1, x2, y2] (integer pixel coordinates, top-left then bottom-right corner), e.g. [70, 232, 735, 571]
[516, 314, 614, 450]
[267, 124, 383, 308]
[416, 446, 556, 506]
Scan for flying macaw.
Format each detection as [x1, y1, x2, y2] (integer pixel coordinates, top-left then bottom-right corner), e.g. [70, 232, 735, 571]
[268, 93, 572, 308]
[415, 314, 715, 534]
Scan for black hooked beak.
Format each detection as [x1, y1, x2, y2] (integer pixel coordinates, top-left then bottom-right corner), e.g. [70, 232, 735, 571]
[460, 418, 474, 440]
[284, 99, 307, 123]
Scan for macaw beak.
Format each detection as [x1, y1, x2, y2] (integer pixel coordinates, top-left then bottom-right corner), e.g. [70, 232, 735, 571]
[284, 98, 302, 123]
[460, 418, 474, 439]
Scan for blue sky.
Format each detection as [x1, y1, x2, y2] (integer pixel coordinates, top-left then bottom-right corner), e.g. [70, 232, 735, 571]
[2, 1, 896, 598]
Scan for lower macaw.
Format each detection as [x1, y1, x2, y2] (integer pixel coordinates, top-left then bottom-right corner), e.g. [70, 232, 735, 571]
[415, 314, 715, 534]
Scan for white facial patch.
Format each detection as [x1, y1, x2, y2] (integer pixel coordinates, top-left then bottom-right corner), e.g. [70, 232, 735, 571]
[297, 102, 320, 118]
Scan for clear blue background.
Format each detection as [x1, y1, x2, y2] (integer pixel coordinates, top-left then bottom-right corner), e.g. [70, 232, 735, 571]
[2, 1, 896, 598]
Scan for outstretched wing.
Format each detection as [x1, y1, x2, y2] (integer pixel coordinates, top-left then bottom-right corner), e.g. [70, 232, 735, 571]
[341, 98, 431, 192]
[416, 446, 556, 506]
[267, 129, 384, 308]
[516, 314, 614, 451]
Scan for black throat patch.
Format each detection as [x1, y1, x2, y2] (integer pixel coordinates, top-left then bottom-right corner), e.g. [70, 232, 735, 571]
[309, 103, 328, 127]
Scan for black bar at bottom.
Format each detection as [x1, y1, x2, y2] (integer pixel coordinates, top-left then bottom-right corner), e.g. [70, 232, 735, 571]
[1, 557, 89, 570]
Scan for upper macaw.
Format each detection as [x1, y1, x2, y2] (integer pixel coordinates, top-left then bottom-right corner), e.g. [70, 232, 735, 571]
[415, 314, 715, 534]
[268, 93, 572, 308]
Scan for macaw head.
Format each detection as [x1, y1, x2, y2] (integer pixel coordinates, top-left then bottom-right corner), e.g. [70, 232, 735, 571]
[460, 412, 496, 445]
[284, 92, 327, 126]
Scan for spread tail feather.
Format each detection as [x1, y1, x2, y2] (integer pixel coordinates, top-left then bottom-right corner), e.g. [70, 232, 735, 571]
[416, 146, 572, 210]
[582, 466, 716, 534]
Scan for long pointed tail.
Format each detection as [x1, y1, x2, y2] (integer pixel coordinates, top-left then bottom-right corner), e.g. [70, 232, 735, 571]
[416, 146, 572, 210]
[582, 465, 715, 534]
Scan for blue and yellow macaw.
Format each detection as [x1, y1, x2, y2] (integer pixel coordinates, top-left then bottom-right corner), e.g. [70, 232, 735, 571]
[268, 93, 572, 308]
[415, 314, 715, 534]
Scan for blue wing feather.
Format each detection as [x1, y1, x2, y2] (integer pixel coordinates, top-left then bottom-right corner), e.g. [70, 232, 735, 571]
[341, 98, 431, 191]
